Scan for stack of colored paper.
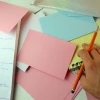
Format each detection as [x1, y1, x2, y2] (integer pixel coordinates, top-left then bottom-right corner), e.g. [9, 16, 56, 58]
[16, 10, 98, 100]
[1, 1, 99, 100]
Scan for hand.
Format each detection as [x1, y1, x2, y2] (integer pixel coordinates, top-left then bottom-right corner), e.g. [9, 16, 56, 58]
[77, 43, 100, 99]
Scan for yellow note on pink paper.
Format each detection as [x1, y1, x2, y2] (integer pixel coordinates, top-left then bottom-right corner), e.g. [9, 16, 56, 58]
[0, 1, 28, 32]
[18, 30, 76, 79]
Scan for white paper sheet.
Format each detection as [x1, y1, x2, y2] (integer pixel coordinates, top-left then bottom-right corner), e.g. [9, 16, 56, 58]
[0, 29, 16, 100]
[17, 62, 29, 72]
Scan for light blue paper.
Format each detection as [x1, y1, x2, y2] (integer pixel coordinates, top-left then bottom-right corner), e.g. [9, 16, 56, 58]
[39, 11, 97, 41]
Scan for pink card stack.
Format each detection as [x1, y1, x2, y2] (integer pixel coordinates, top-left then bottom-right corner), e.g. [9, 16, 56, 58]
[16, 29, 82, 100]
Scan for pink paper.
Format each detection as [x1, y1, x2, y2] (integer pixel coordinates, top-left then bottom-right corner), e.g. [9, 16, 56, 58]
[18, 30, 76, 79]
[16, 67, 81, 100]
[0, 1, 28, 32]
[86, 92, 99, 100]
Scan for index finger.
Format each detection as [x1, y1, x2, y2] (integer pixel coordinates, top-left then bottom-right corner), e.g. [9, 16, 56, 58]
[77, 49, 93, 70]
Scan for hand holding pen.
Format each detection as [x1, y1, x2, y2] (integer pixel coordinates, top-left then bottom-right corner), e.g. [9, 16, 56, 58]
[71, 27, 100, 99]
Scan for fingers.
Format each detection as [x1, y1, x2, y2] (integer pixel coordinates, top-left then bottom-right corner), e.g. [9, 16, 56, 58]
[77, 49, 92, 65]
[95, 46, 100, 54]
[77, 49, 94, 72]
[82, 43, 100, 50]
[82, 43, 100, 59]
[90, 49, 100, 59]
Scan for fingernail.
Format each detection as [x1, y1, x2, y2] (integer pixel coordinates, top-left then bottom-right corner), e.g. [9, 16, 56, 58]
[82, 43, 88, 47]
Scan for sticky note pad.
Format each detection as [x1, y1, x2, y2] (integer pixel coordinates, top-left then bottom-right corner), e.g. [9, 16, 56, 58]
[0, 1, 28, 32]
[18, 30, 76, 79]
[39, 11, 97, 41]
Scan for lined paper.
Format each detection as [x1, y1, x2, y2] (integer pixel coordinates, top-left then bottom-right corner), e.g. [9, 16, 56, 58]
[18, 30, 76, 79]
[17, 12, 45, 72]
[0, 29, 16, 100]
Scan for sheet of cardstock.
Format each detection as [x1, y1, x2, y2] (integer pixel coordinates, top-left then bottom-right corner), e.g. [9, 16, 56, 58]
[17, 11, 45, 72]
[69, 20, 100, 69]
[18, 30, 76, 79]
[16, 67, 81, 100]
[35, 0, 100, 17]
[86, 92, 99, 100]
[0, 1, 28, 32]
[39, 11, 97, 41]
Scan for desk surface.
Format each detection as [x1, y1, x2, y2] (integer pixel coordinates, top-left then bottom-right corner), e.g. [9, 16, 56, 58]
[0, 0, 87, 100]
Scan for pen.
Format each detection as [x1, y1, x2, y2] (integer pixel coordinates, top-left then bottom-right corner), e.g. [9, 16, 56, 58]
[71, 26, 99, 93]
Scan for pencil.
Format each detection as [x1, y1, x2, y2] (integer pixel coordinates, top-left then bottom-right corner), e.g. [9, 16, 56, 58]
[11, 21, 21, 100]
[71, 26, 99, 93]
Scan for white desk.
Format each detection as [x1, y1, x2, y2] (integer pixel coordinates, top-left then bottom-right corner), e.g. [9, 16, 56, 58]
[0, 0, 87, 100]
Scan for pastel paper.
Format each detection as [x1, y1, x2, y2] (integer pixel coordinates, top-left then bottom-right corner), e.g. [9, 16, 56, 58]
[16, 67, 81, 100]
[0, 1, 28, 32]
[18, 30, 76, 79]
[39, 11, 97, 41]
[17, 12, 45, 71]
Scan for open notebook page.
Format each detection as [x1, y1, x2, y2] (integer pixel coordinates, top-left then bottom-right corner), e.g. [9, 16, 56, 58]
[0, 28, 16, 100]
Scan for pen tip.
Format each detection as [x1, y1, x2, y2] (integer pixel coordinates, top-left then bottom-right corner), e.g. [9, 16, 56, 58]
[71, 89, 75, 93]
